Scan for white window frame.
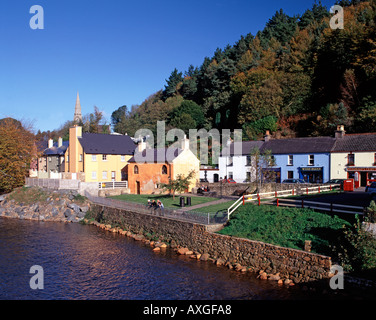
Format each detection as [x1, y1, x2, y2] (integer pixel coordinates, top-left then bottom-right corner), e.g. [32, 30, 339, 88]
[92, 155, 97, 162]
[102, 154, 107, 161]
[102, 171, 107, 180]
[288, 155, 293, 166]
[91, 171, 97, 180]
[308, 155, 314, 166]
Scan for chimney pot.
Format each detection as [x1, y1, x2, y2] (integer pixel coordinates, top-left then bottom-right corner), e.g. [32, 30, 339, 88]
[58, 137, 63, 148]
[265, 130, 271, 142]
[335, 125, 345, 139]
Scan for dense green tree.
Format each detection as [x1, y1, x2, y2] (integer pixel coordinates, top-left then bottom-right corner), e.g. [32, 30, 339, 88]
[163, 68, 183, 100]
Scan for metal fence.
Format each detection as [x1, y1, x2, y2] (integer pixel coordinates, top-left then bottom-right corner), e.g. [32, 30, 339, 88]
[84, 192, 227, 225]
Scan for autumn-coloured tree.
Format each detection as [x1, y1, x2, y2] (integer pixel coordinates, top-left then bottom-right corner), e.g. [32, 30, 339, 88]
[0, 118, 37, 193]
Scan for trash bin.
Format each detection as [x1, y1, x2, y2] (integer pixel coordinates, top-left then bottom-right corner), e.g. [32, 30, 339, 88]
[186, 197, 191, 206]
[343, 179, 354, 192]
[180, 197, 185, 207]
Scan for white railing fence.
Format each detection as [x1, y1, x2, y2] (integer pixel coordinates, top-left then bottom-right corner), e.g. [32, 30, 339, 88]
[227, 184, 342, 219]
[98, 181, 128, 189]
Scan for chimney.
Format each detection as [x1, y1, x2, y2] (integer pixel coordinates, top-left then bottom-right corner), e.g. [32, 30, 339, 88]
[265, 130, 271, 142]
[182, 135, 190, 150]
[138, 136, 146, 152]
[58, 137, 63, 148]
[335, 125, 345, 139]
[48, 138, 53, 149]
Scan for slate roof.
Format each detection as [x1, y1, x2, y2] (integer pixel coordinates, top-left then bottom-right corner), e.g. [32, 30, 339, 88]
[78, 133, 136, 155]
[43, 141, 69, 156]
[332, 134, 376, 152]
[128, 148, 183, 163]
[221, 141, 264, 156]
[260, 136, 336, 154]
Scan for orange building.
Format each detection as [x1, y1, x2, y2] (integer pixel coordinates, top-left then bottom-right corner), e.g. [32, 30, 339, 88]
[126, 137, 200, 194]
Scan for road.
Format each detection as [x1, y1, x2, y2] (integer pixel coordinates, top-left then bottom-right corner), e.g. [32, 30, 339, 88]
[295, 187, 372, 208]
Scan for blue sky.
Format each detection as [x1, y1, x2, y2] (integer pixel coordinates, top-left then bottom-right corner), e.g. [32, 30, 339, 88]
[0, 0, 335, 133]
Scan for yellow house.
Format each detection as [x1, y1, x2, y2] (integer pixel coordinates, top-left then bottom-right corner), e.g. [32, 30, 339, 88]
[65, 126, 136, 183]
[330, 128, 376, 187]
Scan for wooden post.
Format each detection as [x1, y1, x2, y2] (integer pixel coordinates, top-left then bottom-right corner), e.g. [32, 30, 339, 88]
[276, 198, 279, 207]
[243, 195, 245, 206]
[258, 196, 261, 206]
[306, 187, 308, 195]
[292, 189, 294, 196]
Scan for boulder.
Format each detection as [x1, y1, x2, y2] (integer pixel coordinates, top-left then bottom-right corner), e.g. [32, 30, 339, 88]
[215, 258, 225, 266]
[68, 203, 80, 214]
[64, 209, 72, 218]
[268, 273, 280, 281]
[200, 253, 210, 261]
[177, 247, 189, 255]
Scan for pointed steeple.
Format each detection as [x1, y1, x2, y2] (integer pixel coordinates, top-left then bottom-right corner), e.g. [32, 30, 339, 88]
[73, 92, 82, 124]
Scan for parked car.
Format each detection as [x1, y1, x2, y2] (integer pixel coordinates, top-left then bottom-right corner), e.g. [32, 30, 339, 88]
[282, 179, 306, 184]
[366, 182, 376, 196]
[221, 178, 237, 183]
[326, 179, 345, 185]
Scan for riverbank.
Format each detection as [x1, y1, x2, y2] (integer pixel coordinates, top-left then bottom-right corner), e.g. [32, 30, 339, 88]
[0, 186, 91, 223]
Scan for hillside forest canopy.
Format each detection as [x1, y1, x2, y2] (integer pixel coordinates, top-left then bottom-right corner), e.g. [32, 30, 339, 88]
[22, 0, 376, 146]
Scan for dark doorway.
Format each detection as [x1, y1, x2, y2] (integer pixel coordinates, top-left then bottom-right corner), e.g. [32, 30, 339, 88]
[361, 172, 368, 187]
[136, 181, 141, 195]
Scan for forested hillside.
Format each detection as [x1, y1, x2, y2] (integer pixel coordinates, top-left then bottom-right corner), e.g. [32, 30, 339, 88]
[111, 0, 376, 141]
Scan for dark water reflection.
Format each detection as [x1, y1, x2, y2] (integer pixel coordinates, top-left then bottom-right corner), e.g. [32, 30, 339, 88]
[0, 217, 302, 300]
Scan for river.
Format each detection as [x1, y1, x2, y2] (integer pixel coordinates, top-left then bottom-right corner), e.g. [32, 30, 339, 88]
[0, 217, 321, 300]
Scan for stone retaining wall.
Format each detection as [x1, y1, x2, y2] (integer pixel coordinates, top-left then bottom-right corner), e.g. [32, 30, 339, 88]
[89, 204, 332, 284]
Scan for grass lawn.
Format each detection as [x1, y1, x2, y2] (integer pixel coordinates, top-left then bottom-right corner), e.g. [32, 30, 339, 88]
[109, 193, 220, 209]
[218, 203, 351, 255]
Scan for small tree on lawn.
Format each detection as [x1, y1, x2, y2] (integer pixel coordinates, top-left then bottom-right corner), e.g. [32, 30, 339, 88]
[160, 170, 196, 199]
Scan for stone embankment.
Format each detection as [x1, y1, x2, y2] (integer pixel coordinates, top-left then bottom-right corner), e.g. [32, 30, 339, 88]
[84, 218, 295, 286]
[0, 188, 91, 223]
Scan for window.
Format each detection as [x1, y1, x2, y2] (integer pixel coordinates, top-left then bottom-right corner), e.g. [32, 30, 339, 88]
[134, 165, 139, 174]
[228, 156, 233, 166]
[374, 153, 376, 165]
[246, 155, 252, 166]
[92, 155, 97, 162]
[288, 155, 293, 166]
[102, 154, 107, 161]
[288, 171, 294, 179]
[79, 154, 83, 162]
[48, 157, 51, 162]
[91, 171, 97, 180]
[308, 155, 314, 166]
[162, 165, 168, 175]
[348, 153, 355, 166]
[102, 171, 107, 180]
[67, 155, 69, 163]
[121, 155, 125, 162]
[229, 172, 233, 179]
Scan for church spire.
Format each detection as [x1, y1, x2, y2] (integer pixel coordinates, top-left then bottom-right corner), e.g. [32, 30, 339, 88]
[73, 91, 82, 124]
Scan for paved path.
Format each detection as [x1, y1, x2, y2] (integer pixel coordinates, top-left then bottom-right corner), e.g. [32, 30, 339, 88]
[177, 198, 230, 212]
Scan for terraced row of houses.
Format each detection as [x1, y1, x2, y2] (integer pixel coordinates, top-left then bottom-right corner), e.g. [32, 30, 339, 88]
[209, 126, 376, 188]
[30, 95, 376, 193]
[33, 123, 376, 195]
